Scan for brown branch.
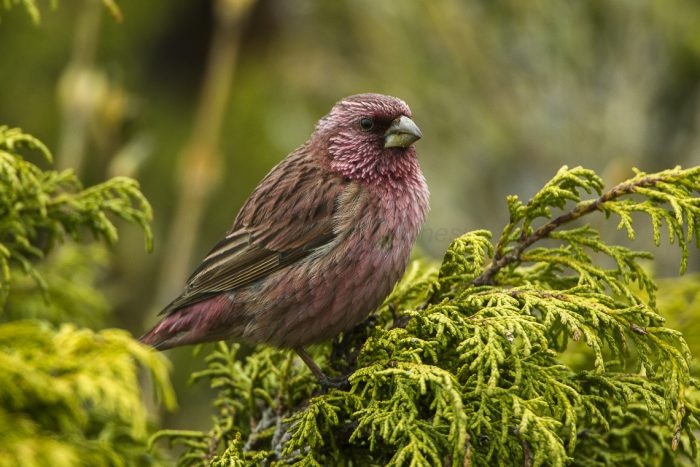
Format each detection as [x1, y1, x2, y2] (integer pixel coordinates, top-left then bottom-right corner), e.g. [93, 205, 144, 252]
[471, 174, 663, 287]
[522, 440, 533, 467]
[462, 431, 472, 467]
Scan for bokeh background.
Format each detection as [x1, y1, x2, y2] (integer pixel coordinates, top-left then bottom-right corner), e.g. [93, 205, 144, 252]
[2, 0, 700, 435]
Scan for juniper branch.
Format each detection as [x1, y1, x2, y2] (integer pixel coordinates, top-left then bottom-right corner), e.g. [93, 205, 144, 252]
[164, 166, 700, 466]
[473, 171, 679, 286]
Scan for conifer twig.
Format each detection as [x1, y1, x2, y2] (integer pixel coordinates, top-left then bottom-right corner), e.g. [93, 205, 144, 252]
[472, 173, 666, 286]
[161, 166, 700, 465]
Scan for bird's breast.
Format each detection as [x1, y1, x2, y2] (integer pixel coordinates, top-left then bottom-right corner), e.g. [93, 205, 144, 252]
[334, 178, 429, 249]
[318, 179, 429, 324]
[241, 177, 429, 348]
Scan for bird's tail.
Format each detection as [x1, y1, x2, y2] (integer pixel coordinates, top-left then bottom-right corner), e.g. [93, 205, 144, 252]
[138, 320, 182, 351]
[139, 295, 233, 351]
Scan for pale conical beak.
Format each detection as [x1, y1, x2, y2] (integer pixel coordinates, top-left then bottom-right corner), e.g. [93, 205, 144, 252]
[384, 115, 422, 149]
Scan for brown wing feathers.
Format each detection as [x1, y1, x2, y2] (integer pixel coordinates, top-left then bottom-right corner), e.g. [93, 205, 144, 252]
[159, 153, 345, 316]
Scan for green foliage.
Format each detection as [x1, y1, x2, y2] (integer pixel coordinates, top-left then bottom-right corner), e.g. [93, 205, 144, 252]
[656, 274, 700, 367]
[0, 127, 173, 465]
[162, 166, 700, 466]
[0, 321, 175, 467]
[0, 125, 152, 307]
[4, 243, 111, 327]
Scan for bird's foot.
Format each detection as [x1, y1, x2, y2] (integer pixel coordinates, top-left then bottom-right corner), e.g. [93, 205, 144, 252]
[317, 373, 351, 391]
[295, 347, 352, 391]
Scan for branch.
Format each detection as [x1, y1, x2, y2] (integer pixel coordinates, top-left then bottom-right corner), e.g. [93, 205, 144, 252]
[472, 173, 667, 286]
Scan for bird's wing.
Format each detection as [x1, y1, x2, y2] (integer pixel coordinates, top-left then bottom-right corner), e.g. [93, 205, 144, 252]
[160, 149, 348, 315]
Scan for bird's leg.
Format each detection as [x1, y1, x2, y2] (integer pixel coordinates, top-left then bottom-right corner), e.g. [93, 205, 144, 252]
[295, 348, 350, 390]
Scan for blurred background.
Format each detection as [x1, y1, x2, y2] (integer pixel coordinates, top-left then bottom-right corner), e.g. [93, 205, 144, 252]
[2, 0, 700, 435]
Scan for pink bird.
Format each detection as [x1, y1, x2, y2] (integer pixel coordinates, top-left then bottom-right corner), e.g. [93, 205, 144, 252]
[140, 93, 429, 387]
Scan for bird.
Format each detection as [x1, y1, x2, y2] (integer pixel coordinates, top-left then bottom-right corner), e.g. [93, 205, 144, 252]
[140, 93, 429, 387]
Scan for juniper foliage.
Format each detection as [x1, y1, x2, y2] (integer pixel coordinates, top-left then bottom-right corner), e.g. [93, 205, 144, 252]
[160, 166, 700, 466]
[0, 127, 174, 466]
[0, 125, 152, 306]
[3, 243, 111, 327]
[0, 321, 173, 466]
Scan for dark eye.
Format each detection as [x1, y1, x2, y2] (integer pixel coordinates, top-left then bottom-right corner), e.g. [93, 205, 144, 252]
[360, 117, 374, 131]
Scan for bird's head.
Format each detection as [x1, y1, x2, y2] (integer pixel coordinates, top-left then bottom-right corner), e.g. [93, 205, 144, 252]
[314, 93, 423, 186]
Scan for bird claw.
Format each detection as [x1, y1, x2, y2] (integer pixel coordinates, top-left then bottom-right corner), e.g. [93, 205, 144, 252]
[295, 348, 351, 390]
[318, 373, 351, 391]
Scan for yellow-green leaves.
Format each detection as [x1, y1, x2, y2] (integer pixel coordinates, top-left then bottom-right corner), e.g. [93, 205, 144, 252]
[0, 127, 153, 308]
[166, 165, 700, 466]
[1, 127, 170, 465]
[0, 321, 174, 467]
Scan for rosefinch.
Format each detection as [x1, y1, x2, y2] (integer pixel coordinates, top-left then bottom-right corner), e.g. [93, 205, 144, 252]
[140, 93, 429, 386]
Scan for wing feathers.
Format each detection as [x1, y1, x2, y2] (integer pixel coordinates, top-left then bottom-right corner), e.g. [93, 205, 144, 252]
[160, 152, 349, 316]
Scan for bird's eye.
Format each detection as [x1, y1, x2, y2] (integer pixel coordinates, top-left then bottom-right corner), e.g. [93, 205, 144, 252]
[360, 117, 374, 131]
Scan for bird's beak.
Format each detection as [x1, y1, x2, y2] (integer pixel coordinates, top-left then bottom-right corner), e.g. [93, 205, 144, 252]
[384, 115, 422, 149]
